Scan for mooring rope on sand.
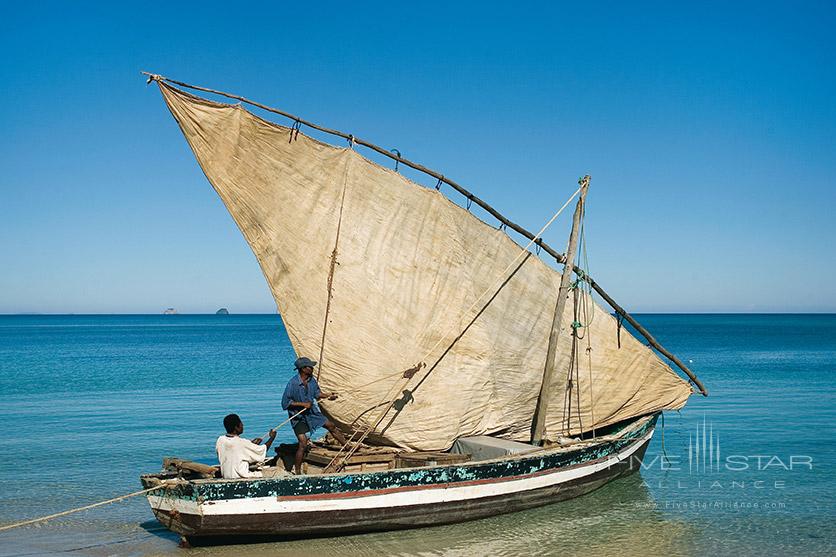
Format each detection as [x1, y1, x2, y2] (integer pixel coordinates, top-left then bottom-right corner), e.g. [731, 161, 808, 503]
[0, 484, 174, 533]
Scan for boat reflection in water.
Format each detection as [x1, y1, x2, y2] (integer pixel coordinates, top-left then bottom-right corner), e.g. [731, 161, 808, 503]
[146, 472, 696, 556]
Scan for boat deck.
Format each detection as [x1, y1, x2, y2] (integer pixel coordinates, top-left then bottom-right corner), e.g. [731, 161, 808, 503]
[148, 414, 650, 483]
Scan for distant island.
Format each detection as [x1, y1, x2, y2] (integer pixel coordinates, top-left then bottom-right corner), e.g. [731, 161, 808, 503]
[162, 308, 177, 315]
[216, 308, 229, 315]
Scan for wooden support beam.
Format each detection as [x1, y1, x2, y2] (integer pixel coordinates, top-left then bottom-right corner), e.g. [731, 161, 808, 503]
[531, 176, 590, 444]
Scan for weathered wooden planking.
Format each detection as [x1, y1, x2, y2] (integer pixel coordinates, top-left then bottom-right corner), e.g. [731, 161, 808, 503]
[163, 458, 218, 477]
[305, 449, 396, 467]
[396, 452, 470, 467]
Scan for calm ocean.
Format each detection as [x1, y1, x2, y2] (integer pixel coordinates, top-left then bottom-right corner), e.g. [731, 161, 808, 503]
[0, 314, 833, 556]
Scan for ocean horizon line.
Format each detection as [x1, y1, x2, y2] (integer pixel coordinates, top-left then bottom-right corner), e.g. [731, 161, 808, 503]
[1, 311, 834, 316]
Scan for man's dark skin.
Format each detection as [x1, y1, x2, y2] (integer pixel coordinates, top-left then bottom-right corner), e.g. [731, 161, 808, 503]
[286, 365, 347, 474]
[216, 416, 277, 478]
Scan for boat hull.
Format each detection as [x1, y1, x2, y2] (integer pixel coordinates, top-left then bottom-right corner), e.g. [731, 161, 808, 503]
[143, 414, 656, 543]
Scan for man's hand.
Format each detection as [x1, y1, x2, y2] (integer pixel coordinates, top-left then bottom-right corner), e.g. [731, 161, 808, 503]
[262, 428, 277, 451]
[300, 401, 312, 410]
[251, 437, 263, 445]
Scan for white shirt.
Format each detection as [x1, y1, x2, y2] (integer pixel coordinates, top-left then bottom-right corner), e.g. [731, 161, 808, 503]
[215, 435, 267, 479]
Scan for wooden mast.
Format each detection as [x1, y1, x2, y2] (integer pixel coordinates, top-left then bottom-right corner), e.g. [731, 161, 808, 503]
[531, 176, 590, 445]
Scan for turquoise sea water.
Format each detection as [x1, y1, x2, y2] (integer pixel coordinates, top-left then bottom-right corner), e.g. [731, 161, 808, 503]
[0, 314, 833, 556]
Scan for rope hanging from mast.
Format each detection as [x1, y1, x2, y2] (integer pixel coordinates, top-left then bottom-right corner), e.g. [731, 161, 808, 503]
[561, 203, 598, 437]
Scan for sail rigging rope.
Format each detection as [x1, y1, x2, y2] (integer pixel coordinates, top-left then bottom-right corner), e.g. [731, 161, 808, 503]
[317, 156, 353, 380]
[579, 220, 597, 438]
[324, 186, 582, 471]
[342, 186, 583, 395]
[558, 205, 600, 438]
[259, 408, 308, 443]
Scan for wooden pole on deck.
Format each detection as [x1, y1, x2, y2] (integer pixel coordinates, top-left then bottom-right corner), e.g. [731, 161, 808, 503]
[531, 176, 590, 445]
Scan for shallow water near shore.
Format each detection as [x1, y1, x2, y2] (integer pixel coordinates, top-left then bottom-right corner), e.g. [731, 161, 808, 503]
[0, 314, 833, 556]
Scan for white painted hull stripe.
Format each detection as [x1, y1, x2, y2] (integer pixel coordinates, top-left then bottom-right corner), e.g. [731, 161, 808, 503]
[148, 429, 651, 516]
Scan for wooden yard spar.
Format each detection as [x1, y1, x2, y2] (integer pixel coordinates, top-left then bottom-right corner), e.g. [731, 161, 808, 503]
[141, 71, 706, 397]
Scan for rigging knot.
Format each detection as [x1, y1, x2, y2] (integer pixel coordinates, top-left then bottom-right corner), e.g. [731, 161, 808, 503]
[435, 177, 443, 190]
[390, 148, 401, 172]
[347, 135, 355, 149]
[146, 73, 162, 84]
[616, 314, 624, 349]
[570, 320, 584, 330]
[289, 120, 302, 143]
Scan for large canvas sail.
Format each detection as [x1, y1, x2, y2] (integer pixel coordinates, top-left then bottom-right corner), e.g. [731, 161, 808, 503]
[158, 83, 692, 450]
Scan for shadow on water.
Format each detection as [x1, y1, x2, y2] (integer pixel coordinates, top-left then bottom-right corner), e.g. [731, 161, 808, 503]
[138, 520, 181, 544]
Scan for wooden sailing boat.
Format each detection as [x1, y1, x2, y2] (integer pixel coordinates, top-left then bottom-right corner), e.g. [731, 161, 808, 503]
[139, 73, 707, 545]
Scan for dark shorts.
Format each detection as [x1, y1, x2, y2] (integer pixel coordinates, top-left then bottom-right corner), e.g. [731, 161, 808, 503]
[292, 420, 310, 436]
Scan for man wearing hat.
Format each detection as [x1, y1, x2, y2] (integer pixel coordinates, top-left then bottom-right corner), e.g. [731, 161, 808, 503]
[281, 356, 348, 474]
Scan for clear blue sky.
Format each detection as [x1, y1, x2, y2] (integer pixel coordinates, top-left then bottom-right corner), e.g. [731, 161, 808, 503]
[1, 2, 834, 314]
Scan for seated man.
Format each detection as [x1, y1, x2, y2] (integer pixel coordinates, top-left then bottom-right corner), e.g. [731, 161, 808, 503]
[216, 413, 276, 479]
[282, 357, 347, 474]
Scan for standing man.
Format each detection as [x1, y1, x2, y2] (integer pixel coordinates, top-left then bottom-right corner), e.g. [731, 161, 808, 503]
[216, 413, 276, 479]
[282, 357, 348, 474]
